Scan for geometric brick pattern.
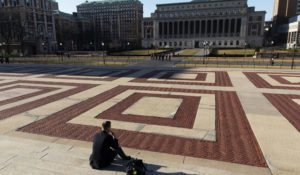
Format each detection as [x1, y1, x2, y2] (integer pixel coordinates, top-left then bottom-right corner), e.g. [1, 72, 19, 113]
[19, 85, 267, 167]
[0, 80, 96, 120]
[41, 68, 139, 81]
[0, 66, 268, 168]
[264, 93, 300, 132]
[244, 72, 300, 90]
[131, 70, 233, 86]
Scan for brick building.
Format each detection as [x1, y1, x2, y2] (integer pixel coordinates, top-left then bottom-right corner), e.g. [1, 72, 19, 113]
[77, 0, 143, 49]
[0, 0, 57, 55]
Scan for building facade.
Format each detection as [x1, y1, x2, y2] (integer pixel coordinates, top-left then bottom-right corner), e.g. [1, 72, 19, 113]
[278, 15, 300, 48]
[143, 0, 265, 49]
[141, 17, 154, 48]
[273, 0, 297, 21]
[0, 0, 57, 55]
[54, 11, 92, 51]
[77, 0, 143, 49]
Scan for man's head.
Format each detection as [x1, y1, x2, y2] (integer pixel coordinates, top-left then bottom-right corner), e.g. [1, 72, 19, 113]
[102, 121, 111, 132]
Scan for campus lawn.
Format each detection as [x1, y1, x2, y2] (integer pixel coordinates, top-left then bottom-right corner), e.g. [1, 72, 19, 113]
[178, 49, 202, 56]
[110, 49, 169, 56]
[261, 48, 300, 53]
[215, 49, 256, 56]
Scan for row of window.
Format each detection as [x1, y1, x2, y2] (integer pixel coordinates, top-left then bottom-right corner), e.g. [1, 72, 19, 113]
[158, 40, 242, 47]
[159, 1, 244, 11]
[158, 9, 243, 18]
[158, 19, 242, 36]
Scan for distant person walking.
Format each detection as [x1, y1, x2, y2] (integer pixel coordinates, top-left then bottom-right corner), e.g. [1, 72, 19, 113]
[5, 56, 9, 64]
[271, 57, 275, 66]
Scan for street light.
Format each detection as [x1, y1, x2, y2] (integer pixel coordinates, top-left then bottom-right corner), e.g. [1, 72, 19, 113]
[271, 41, 274, 58]
[102, 42, 105, 65]
[244, 42, 247, 58]
[292, 42, 296, 69]
[59, 43, 63, 61]
[127, 42, 130, 63]
[203, 41, 208, 64]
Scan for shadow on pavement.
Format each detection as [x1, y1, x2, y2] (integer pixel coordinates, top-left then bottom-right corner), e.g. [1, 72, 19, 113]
[102, 157, 198, 175]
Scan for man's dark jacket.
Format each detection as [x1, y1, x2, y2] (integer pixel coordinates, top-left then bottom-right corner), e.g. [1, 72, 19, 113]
[89, 131, 119, 169]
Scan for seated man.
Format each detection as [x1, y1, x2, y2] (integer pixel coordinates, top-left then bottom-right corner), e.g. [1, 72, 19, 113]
[90, 121, 131, 169]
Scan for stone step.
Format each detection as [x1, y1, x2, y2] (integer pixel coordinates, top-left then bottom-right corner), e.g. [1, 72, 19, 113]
[0, 163, 66, 175]
[4, 155, 124, 175]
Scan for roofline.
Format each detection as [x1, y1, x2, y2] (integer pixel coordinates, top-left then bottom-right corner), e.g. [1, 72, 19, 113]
[156, 0, 244, 7]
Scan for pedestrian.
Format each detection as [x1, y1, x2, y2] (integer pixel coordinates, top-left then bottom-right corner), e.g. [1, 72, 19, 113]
[271, 57, 275, 66]
[5, 56, 9, 64]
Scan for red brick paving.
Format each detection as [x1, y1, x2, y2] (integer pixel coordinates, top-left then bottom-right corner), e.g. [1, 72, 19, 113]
[264, 93, 300, 132]
[97, 93, 200, 128]
[41, 69, 139, 81]
[0, 85, 58, 106]
[159, 72, 207, 81]
[131, 70, 232, 86]
[244, 72, 300, 90]
[269, 75, 300, 85]
[0, 81, 97, 120]
[19, 85, 267, 167]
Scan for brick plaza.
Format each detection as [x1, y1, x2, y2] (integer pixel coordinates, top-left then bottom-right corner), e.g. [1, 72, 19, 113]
[0, 64, 300, 175]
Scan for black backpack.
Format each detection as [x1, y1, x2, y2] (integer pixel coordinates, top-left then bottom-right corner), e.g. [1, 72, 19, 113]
[126, 159, 147, 175]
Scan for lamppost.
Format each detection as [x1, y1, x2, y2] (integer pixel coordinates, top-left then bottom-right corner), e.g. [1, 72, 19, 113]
[208, 42, 212, 65]
[42, 42, 45, 57]
[292, 42, 296, 69]
[59, 42, 63, 50]
[59, 42, 63, 61]
[102, 42, 105, 65]
[244, 42, 247, 58]
[203, 41, 208, 64]
[0, 43, 2, 58]
[127, 42, 130, 63]
[243, 42, 247, 67]
[89, 42, 93, 51]
[271, 41, 274, 58]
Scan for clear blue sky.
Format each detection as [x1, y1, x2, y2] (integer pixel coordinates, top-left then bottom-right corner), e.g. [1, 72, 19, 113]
[56, 0, 273, 21]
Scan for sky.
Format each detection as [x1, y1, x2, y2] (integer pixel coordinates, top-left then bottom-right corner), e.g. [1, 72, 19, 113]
[56, 0, 273, 21]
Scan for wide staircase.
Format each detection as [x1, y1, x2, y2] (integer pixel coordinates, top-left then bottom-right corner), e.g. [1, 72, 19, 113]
[0, 134, 212, 175]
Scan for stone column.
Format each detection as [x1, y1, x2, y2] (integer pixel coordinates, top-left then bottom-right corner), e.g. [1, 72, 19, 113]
[216, 19, 219, 37]
[228, 18, 232, 36]
[234, 18, 238, 35]
[166, 21, 169, 39]
[223, 19, 226, 35]
[204, 20, 207, 37]
[199, 20, 202, 36]
[188, 20, 190, 38]
[194, 20, 197, 38]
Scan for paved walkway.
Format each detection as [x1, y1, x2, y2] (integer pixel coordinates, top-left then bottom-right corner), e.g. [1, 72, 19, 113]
[0, 64, 300, 175]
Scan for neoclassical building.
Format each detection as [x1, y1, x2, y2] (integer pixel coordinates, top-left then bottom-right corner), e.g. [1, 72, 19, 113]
[142, 0, 265, 49]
